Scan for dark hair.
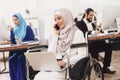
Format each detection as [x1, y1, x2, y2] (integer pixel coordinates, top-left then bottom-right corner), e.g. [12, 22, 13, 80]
[74, 17, 78, 23]
[82, 8, 94, 19]
[85, 8, 94, 15]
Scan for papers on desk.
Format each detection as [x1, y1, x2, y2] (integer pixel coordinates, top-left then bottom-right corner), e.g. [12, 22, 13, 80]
[0, 41, 10, 45]
[96, 33, 108, 36]
[0, 44, 11, 48]
[88, 33, 106, 37]
[88, 31, 120, 38]
[20, 41, 40, 45]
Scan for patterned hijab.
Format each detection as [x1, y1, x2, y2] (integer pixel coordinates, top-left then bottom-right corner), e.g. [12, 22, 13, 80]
[55, 8, 77, 55]
[13, 13, 27, 41]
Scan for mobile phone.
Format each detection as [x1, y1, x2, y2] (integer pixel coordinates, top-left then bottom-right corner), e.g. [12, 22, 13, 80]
[55, 24, 60, 30]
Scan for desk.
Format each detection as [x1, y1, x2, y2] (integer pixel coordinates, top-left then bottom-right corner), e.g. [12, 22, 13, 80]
[0, 43, 40, 74]
[0, 43, 40, 52]
[88, 33, 120, 41]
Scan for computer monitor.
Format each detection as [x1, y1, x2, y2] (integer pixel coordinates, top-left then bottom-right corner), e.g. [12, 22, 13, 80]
[102, 5, 120, 29]
[0, 18, 9, 41]
[116, 17, 120, 32]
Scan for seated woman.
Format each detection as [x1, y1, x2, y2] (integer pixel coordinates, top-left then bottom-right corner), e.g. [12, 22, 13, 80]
[8, 13, 35, 80]
[34, 8, 87, 80]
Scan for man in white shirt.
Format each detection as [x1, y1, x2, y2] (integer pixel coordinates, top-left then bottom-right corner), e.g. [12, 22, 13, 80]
[76, 8, 116, 74]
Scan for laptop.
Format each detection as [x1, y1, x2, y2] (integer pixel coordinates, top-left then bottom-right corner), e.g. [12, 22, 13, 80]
[25, 52, 67, 71]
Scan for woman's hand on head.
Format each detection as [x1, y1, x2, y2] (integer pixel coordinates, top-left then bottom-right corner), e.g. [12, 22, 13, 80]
[8, 25, 13, 31]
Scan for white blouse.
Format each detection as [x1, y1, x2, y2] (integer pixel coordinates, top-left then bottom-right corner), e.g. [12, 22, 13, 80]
[47, 28, 88, 65]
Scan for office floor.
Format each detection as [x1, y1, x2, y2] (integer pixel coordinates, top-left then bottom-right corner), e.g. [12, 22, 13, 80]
[0, 51, 120, 80]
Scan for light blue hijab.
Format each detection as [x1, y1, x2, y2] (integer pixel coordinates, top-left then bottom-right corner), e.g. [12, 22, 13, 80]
[13, 13, 27, 41]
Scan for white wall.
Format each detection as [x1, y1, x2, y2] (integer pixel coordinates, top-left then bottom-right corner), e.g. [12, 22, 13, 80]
[0, 0, 120, 40]
[36, 0, 120, 40]
[0, 0, 38, 24]
[36, 0, 74, 40]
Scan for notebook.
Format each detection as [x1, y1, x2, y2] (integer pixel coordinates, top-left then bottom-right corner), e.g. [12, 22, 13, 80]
[25, 52, 67, 71]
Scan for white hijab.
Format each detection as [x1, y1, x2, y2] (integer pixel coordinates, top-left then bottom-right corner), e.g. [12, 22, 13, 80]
[55, 8, 77, 55]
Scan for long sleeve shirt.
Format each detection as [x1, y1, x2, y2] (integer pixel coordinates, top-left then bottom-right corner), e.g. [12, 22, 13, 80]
[47, 28, 87, 65]
[10, 26, 35, 44]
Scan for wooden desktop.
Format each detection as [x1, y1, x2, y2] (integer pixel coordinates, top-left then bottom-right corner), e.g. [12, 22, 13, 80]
[88, 33, 120, 41]
[0, 42, 40, 74]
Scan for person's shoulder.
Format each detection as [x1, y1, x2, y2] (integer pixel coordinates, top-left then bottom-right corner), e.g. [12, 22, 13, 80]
[26, 25, 32, 29]
[76, 19, 84, 25]
[26, 25, 31, 28]
[74, 26, 83, 34]
[26, 25, 33, 33]
[78, 19, 84, 24]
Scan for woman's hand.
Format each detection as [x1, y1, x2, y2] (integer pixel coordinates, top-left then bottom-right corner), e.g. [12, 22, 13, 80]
[58, 60, 67, 67]
[8, 25, 13, 31]
[95, 29, 102, 34]
[53, 24, 60, 35]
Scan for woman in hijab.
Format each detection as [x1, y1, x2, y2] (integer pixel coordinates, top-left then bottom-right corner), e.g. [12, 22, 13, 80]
[34, 8, 87, 80]
[9, 13, 35, 80]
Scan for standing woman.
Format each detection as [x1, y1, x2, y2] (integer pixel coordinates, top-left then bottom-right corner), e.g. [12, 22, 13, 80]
[34, 8, 87, 80]
[9, 13, 35, 80]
